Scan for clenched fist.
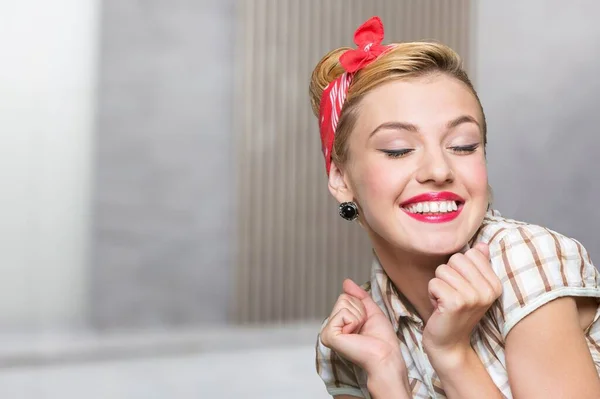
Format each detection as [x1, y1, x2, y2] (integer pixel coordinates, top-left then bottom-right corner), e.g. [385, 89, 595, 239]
[320, 279, 406, 376]
[423, 242, 503, 366]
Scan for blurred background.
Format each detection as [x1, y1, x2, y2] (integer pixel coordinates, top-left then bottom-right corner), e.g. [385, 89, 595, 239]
[1, 0, 599, 397]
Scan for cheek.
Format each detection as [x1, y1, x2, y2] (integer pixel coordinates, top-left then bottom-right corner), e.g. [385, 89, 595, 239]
[354, 159, 406, 202]
[458, 156, 488, 195]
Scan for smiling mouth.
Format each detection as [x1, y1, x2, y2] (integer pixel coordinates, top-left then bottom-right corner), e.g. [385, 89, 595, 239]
[401, 200, 462, 214]
[400, 200, 465, 223]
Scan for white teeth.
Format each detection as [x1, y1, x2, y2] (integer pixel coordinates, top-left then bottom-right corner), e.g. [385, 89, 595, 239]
[403, 200, 460, 214]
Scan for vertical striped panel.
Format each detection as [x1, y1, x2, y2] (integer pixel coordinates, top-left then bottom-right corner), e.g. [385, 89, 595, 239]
[234, 0, 472, 323]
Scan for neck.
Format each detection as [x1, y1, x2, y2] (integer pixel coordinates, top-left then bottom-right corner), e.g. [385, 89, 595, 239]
[371, 239, 450, 324]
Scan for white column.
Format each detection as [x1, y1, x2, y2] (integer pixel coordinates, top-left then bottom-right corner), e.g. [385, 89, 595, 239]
[0, 0, 99, 331]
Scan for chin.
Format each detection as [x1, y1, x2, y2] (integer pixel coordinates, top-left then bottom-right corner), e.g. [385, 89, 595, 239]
[366, 209, 480, 257]
[412, 239, 466, 257]
[384, 226, 468, 255]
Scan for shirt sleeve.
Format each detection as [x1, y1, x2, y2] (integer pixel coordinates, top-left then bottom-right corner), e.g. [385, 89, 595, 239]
[315, 320, 366, 398]
[488, 225, 600, 338]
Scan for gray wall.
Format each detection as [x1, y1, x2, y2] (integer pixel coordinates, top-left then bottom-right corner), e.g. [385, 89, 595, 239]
[476, 1, 600, 262]
[92, 0, 235, 329]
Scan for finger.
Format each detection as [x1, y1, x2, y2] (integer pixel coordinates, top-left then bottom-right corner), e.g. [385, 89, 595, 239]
[428, 277, 459, 312]
[332, 294, 363, 316]
[473, 242, 490, 258]
[343, 278, 368, 299]
[330, 308, 361, 335]
[434, 264, 478, 304]
[345, 295, 367, 320]
[451, 252, 501, 305]
[338, 286, 368, 318]
[343, 278, 383, 317]
[323, 308, 359, 338]
[448, 253, 490, 290]
[464, 247, 503, 297]
[331, 297, 364, 329]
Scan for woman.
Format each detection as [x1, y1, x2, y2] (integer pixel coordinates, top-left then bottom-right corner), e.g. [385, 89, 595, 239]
[311, 16, 600, 399]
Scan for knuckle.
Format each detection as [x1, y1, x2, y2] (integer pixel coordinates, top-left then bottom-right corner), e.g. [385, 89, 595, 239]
[452, 296, 465, 310]
[464, 292, 478, 306]
[428, 277, 441, 290]
[337, 293, 349, 302]
[465, 248, 481, 260]
[347, 295, 361, 307]
[339, 299, 350, 308]
[492, 280, 503, 296]
[448, 253, 463, 265]
[435, 264, 449, 278]
[495, 285, 503, 296]
[480, 288, 497, 304]
[334, 297, 351, 309]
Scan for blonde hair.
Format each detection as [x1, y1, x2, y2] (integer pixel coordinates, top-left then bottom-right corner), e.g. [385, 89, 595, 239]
[309, 42, 487, 168]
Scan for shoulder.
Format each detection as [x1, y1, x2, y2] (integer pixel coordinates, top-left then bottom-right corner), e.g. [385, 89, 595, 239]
[472, 210, 536, 245]
[474, 210, 592, 263]
[474, 210, 600, 337]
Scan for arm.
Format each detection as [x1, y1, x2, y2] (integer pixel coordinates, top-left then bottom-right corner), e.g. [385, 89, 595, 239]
[423, 244, 504, 399]
[423, 243, 505, 399]
[365, 356, 412, 399]
[428, 347, 503, 399]
[505, 297, 600, 399]
[335, 373, 410, 399]
[334, 368, 411, 399]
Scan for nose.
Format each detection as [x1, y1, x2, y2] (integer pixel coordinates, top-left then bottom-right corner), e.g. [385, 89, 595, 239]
[415, 148, 454, 185]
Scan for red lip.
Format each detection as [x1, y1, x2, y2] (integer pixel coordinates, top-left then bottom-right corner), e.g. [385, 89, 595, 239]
[400, 191, 465, 224]
[400, 191, 464, 206]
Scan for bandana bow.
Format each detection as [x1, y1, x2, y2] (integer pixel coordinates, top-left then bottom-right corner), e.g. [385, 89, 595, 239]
[340, 16, 388, 73]
[318, 16, 390, 175]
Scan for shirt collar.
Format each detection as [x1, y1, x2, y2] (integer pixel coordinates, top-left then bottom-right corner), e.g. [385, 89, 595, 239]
[370, 255, 423, 331]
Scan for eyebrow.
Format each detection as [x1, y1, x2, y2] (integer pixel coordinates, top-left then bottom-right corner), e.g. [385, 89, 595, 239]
[368, 115, 480, 138]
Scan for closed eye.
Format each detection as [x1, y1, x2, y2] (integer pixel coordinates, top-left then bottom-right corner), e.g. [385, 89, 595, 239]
[449, 143, 479, 154]
[380, 149, 414, 158]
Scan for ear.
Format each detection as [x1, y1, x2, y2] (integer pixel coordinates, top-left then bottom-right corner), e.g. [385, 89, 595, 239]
[328, 162, 355, 204]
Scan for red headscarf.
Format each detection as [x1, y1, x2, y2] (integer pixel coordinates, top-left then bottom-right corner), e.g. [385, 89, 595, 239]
[318, 16, 391, 175]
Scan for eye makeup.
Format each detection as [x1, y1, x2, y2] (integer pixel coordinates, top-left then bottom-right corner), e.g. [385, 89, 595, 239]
[448, 143, 480, 154]
[379, 148, 414, 158]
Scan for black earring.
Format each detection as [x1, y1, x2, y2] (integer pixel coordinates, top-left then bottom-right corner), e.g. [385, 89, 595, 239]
[339, 202, 359, 221]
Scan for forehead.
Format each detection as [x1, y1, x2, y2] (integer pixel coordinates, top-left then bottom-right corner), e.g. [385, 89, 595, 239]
[355, 74, 482, 132]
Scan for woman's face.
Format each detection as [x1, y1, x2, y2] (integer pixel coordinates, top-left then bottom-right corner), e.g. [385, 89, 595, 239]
[330, 73, 488, 256]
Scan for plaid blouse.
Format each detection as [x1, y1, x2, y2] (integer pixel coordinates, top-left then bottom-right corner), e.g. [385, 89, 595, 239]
[316, 210, 600, 398]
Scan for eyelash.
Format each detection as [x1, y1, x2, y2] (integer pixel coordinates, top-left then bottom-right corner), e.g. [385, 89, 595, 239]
[380, 143, 479, 158]
[381, 149, 414, 158]
[450, 143, 480, 154]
